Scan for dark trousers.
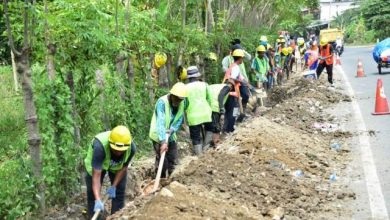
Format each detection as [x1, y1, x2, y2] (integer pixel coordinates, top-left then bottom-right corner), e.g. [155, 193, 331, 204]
[223, 96, 238, 132]
[240, 85, 249, 107]
[86, 170, 127, 218]
[205, 112, 221, 133]
[153, 141, 178, 178]
[316, 63, 333, 84]
[189, 124, 204, 145]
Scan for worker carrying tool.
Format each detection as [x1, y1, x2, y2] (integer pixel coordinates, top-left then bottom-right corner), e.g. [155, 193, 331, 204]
[149, 82, 187, 178]
[316, 37, 334, 84]
[184, 66, 213, 155]
[84, 125, 136, 218]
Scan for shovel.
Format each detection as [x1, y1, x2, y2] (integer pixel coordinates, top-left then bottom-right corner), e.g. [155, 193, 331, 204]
[142, 134, 170, 196]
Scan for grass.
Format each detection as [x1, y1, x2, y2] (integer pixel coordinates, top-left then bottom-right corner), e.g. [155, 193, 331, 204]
[0, 65, 27, 161]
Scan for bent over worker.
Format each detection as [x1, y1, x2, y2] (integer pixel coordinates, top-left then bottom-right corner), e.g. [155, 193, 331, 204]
[84, 125, 136, 218]
[149, 82, 187, 178]
[316, 38, 334, 84]
[184, 66, 212, 155]
[205, 81, 234, 146]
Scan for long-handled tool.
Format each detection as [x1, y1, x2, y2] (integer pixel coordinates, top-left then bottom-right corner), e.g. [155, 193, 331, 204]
[91, 195, 109, 220]
[152, 134, 170, 192]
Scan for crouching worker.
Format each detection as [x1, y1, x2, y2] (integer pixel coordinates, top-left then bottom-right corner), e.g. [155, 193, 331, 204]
[149, 82, 187, 178]
[84, 125, 136, 218]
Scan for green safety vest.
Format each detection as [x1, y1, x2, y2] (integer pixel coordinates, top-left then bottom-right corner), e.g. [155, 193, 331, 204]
[209, 84, 229, 112]
[255, 57, 269, 75]
[84, 131, 131, 175]
[149, 95, 185, 142]
[185, 81, 212, 126]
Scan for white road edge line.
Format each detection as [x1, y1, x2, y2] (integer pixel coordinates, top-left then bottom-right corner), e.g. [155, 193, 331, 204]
[337, 65, 389, 219]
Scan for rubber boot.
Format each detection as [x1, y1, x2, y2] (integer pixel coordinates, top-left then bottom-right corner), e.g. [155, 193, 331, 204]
[193, 144, 203, 156]
[203, 131, 213, 151]
[236, 103, 247, 123]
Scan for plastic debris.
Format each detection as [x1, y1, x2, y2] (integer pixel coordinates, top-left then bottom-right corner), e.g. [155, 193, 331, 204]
[329, 173, 337, 182]
[269, 160, 286, 170]
[312, 122, 339, 132]
[330, 142, 341, 151]
[293, 169, 304, 177]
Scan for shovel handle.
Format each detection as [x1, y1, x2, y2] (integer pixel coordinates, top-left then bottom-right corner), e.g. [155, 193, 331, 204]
[91, 196, 108, 220]
[152, 134, 170, 192]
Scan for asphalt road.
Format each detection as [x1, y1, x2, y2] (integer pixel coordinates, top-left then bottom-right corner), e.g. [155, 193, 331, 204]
[340, 46, 390, 219]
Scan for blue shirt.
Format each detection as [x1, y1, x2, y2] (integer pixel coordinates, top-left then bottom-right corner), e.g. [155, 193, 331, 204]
[155, 98, 185, 143]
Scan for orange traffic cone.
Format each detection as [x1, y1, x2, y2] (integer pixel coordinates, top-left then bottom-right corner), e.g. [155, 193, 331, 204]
[372, 79, 390, 115]
[356, 58, 365, 77]
[336, 54, 341, 65]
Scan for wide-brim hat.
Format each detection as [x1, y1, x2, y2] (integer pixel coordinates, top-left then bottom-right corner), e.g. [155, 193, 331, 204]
[186, 66, 201, 78]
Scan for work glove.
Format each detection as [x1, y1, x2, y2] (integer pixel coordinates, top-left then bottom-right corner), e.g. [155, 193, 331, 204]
[219, 108, 225, 114]
[106, 186, 116, 199]
[94, 200, 104, 212]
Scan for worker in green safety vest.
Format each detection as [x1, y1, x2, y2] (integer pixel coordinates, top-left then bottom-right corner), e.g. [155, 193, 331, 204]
[84, 125, 136, 218]
[149, 82, 188, 178]
[184, 66, 213, 155]
[205, 81, 234, 146]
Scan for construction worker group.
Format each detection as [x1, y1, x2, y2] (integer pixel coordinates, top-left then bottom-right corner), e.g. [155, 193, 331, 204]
[84, 33, 335, 218]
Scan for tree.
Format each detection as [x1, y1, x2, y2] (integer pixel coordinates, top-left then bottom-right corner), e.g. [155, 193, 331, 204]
[3, 0, 45, 216]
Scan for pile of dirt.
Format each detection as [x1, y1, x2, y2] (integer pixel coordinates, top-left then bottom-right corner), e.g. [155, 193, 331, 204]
[109, 75, 354, 219]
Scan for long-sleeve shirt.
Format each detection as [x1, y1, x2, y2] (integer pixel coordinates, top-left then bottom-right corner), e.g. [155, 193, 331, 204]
[155, 98, 184, 143]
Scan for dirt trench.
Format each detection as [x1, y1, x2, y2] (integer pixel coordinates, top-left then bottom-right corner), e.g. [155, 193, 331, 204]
[106, 74, 355, 220]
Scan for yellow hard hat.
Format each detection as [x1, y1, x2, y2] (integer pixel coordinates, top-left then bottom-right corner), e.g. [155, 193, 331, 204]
[267, 44, 272, 50]
[109, 125, 132, 151]
[279, 34, 284, 38]
[276, 39, 281, 43]
[154, 52, 167, 68]
[256, 45, 266, 52]
[170, 82, 188, 98]
[208, 52, 218, 61]
[179, 68, 187, 81]
[320, 38, 328, 46]
[287, 47, 293, 54]
[232, 49, 245, 57]
[282, 47, 289, 56]
[280, 38, 286, 43]
[260, 35, 268, 42]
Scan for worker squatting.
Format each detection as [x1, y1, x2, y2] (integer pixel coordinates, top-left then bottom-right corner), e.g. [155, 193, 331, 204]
[84, 34, 335, 218]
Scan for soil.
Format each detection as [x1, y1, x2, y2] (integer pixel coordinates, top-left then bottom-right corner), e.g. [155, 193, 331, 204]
[47, 71, 355, 219]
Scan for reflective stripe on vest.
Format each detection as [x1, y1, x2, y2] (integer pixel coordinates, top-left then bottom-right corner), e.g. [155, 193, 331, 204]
[320, 44, 333, 65]
[149, 95, 185, 142]
[185, 81, 212, 126]
[84, 131, 131, 175]
[209, 84, 229, 112]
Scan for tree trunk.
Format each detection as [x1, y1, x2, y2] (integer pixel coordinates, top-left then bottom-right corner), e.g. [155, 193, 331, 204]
[166, 53, 173, 86]
[158, 65, 169, 88]
[182, 0, 186, 29]
[148, 55, 156, 104]
[205, 0, 214, 34]
[10, 50, 19, 92]
[126, 57, 135, 99]
[4, 0, 45, 216]
[15, 49, 46, 216]
[46, 44, 56, 81]
[95, 70, 110, 130]
[65, 71, 84, 186]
